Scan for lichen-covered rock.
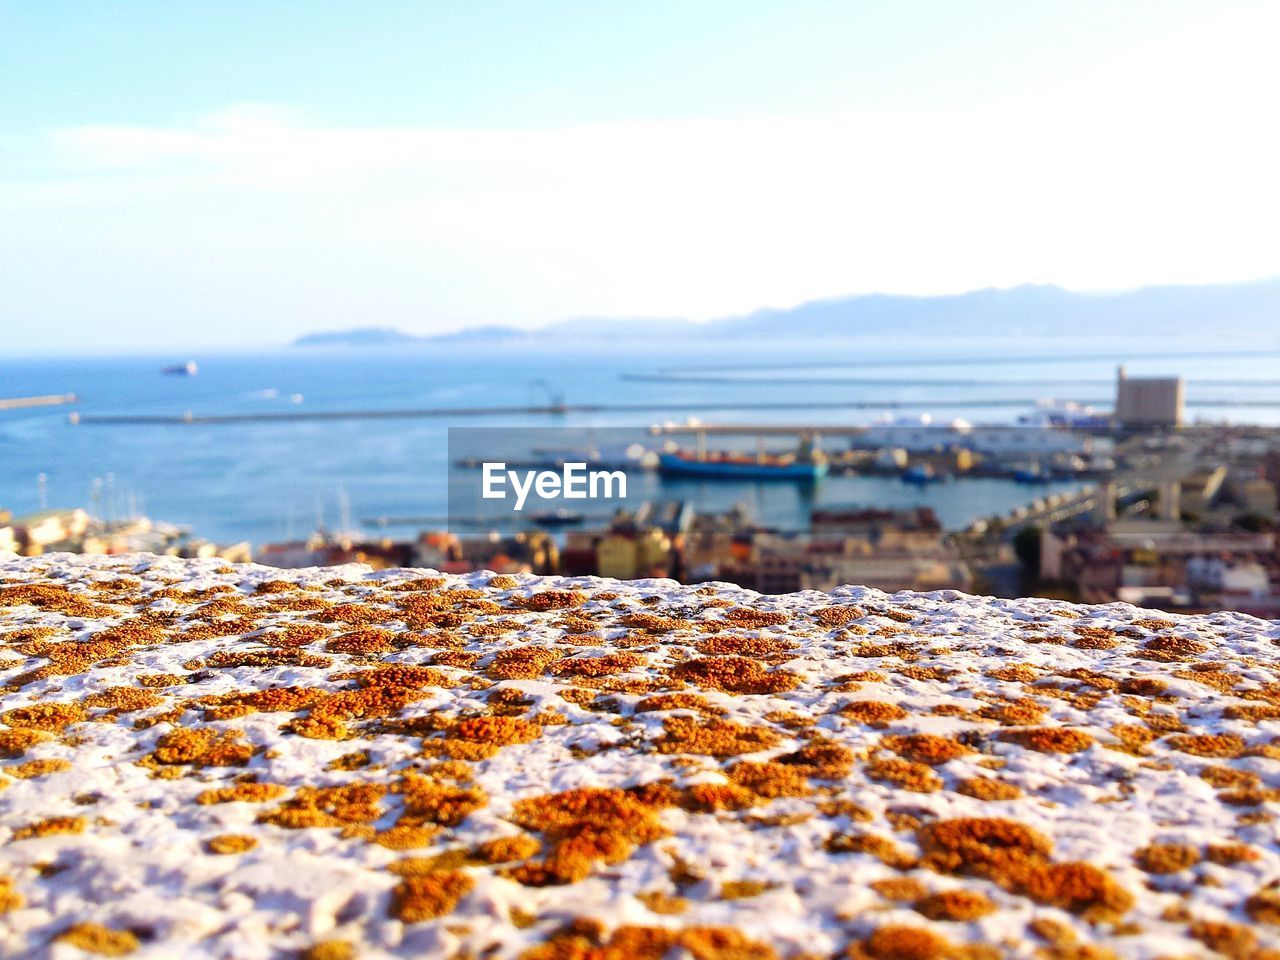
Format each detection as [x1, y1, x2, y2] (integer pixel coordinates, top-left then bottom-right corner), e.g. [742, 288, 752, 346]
[0, 552, 1277, 958]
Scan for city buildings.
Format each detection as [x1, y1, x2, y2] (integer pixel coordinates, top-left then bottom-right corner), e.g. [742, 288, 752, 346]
[0, 507, 250, 562]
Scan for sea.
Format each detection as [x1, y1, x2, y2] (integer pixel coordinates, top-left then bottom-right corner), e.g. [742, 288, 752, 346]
[2, 334, 1278, 548]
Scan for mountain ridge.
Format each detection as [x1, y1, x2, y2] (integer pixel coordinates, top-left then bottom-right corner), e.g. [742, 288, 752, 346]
[293, 275, 1280, 346]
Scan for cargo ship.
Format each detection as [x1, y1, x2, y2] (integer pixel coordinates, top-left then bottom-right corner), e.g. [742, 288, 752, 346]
[658, 436, 827, 481]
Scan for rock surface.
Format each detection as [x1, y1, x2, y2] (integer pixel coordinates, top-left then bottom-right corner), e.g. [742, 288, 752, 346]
[0, 552, 1278, 959]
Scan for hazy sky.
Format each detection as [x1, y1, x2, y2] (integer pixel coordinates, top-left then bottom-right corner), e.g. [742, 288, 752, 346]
[3, 0, 1279, 351]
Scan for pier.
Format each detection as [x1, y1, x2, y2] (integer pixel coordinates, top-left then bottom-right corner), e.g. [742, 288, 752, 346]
[71, 397, 1058, 426]
[0, 393, 78, 411]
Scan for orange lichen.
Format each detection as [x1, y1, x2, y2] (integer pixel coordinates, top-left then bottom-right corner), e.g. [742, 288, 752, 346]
[313, 602, 396, 626]
[325, 628, 397, 654]
[0, 582, 118, 618]
[619, 612, 689, 633]
[262, 623, 330, 647]
[680, 782, 760, 812]
[354, 665, 453, 689]
[955, 778, 1022, 801]
[4, 757, 71, 778]
[398, 774, 487, 827]
[696, 634, 792, 657]
[774, 737, 855, 778]
[136, 673, 184, 687]
[505, 786, 671, 886]
[853, 926, 952, 960]
[0, 727, 50, 756]
[988, 664, 1040, 683]
[1185, 921, 1254, 959]
[882, 734, 971, 765]
[427, 715, 544, 759]
[196, 782, 287, 805]
[841, 701, 909, 725]
[1167, 733, 1245, 758]
[865, 758, 943, 793]
[1016, 862, 1134, 920]
[301, 941, 356, 960]
[518, 590, 587, 612]
[390, 871, 474, 921]
[371, 824, 441, 849]
[2, 701, 88, 731]
[259, 783, 386, 829]
[147, 728, 253, 766]
[1244, 889, 1280, 925]
[474, 834, 542, 863]
[287, 716, 350, 740]
[1205, 842, 1259, 865]
[550, 653, 647, 677]
[979, 699, 1049, 726]
[83, 687, 165, 712]
[670, 656, 799, 695]
[13, 815, 86, 840]
[205, 834, 257, 854]
[0, 876, 23, 913]
[718, 879, 775, 899]
[197, 649, 332, 669]
[519, 923, 778, 960]
[636, 692, 724, 716]
[815, 605, 866, 627]
[1135, 842, 1200, 874]
[870, 877, 930, 902]
[635, 890, 689, 914]
[915, 889, 997, 921]
[917, 817, 1053, 877]
[654, 717, 780, 757]
[825, 831, 917, 869]
[727, 761, 811, 798]
[488, 646, 563, 679]
[1003, 727, 1094, 754]
[723, 607, 789, 627]
[202, 685, 327, 720]
[54, 923, 140, 956]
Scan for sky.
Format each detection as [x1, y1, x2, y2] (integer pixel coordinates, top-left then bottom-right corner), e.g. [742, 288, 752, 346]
[2, 0, 1279, 351]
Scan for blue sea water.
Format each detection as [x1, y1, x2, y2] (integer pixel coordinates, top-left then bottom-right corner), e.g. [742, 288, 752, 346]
[1, 335, 1277, 547]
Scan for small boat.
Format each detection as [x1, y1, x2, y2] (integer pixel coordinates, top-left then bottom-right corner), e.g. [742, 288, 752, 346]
[529, 509, 584, 527]
[162, 361, 199, 376]
[1013, 464, 1054, 484]
[901, 464, 944, 485]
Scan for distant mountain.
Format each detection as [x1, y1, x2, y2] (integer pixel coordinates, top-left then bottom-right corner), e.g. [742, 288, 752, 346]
[294, 326, 421, 347]
[293, 276, 1280, 346]
[703, 278, 1280, 339]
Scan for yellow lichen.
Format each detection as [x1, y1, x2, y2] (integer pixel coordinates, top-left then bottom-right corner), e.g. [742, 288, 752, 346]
[205, 834, 257, 854]
[54, 923, 140, 956]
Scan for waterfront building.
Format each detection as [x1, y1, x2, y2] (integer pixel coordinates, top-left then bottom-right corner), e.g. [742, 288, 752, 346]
[1114, 366, 1184, 428]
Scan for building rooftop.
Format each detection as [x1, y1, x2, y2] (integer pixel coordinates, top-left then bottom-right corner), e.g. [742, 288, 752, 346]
[0, 552, 1278, 958]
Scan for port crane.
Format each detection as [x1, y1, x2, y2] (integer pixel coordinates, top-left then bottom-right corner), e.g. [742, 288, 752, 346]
[528, 379, 568, 414]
